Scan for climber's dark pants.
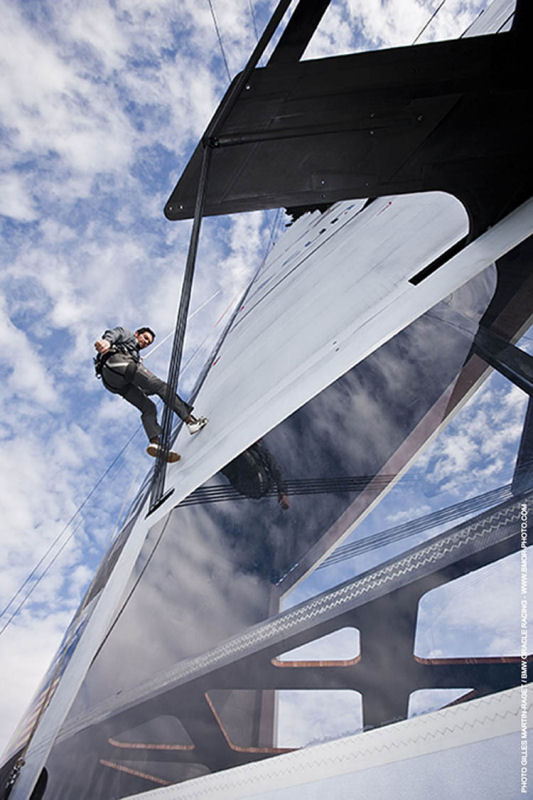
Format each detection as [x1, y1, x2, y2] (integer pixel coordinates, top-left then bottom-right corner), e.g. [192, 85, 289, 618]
[102, 354, 192, 441]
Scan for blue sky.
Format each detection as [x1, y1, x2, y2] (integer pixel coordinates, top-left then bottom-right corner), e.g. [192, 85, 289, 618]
[1, 0, 520, 760]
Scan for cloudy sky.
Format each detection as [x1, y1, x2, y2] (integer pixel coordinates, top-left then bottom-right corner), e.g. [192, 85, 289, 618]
[1, 0, 524, 761]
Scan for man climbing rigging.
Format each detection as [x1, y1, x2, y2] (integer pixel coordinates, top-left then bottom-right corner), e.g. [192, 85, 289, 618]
[94, 325, 207, 462]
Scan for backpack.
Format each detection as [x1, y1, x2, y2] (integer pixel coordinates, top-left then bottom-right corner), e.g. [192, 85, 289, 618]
[221, 449, 272, 498]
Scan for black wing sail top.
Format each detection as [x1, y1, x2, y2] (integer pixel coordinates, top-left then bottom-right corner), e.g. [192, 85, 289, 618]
[166, 0, 532, 238]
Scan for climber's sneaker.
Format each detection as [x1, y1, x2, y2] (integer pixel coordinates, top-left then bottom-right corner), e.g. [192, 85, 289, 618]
[146, 442, 181, 463]
[187, 416, 208, 435]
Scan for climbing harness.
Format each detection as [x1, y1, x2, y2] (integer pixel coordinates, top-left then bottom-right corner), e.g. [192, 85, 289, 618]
[93, 346, 117, 378]
[95, 348, 139, 393]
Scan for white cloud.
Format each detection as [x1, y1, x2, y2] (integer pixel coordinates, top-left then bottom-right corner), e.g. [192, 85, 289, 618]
[0, 298, 58, 406]
[304, 0, 486, 57]
[65, 3, 131, 73]
[416, 550, 532, 658]
[277, 690, 363, 747]
[0, 3, 134, 178]
[0, 173, 37, 222]
[276, 627, 360, 661]
[422, 374, 528, 496]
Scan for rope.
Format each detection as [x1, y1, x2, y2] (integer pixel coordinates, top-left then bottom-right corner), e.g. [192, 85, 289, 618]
[318, 483, 515, 568]
[0, 427, 141, 636]
[459, 6, 485, 38]
[101, 461, 145, 554]
[175, 475, 522, 512]
[156, 210, 282, 470]
[0, 289, 227, 635]
[146, 288, 222, 359]
[264, 208, 283, 256]
[496, 10, 516, 34]
[207, 0, 232, 83]
[412, 0, 448, 45]
[149, 143, 214, 508]
[0, 451, 153, 791]
[248, 0, 259, 40]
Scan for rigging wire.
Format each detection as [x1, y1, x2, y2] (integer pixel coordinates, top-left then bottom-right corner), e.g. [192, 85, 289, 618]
[5, 3, 519, 785]
[90, 210, 294, 660]
[412, 0, 448, 45]
[207, 0, 232, 83]
[495, 10, 516, 34]
[151, 0, 296, 507]
[248, 0, 260, 40]
[80, 476, 531, 666]
[3, 0, 521, 699]
[0, 294, 226, 635]
[0, 425, 141, 636]
[0, 471, 151, 784]
[176, 473, 526, 508]
[459, 6, 485, 38]
[101, 461, 145, 554]
[147, 288, 222, 358]
[88, 324, 230, 539]
[318, 483, 516, 568]
[264, 208, 284, 257]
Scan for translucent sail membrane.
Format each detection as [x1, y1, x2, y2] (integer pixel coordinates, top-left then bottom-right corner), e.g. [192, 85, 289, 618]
[33, 234, 532, 797]
[62, 266, 497, 705]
